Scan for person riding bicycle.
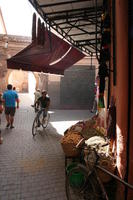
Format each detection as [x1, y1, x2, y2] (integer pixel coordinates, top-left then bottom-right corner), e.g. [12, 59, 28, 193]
[36, 90, 50, 111]
[36, 90, 50, 126]
[32, 90, 50, 135]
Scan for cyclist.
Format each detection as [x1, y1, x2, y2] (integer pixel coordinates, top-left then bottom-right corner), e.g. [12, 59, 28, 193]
[37, 90, 50, 110]
[36, 90, 50, 126]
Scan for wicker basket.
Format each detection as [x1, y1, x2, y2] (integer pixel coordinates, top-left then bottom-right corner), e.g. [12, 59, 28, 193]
[61, 143, 81, 157]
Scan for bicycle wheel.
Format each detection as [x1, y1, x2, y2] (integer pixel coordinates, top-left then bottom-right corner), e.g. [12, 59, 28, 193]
[32, 116, 39, 137]
[40, 112, 50, 128]
[83, 173, 101, 200]
[84, 171, 108, 200]
[66, 166, 87, 200]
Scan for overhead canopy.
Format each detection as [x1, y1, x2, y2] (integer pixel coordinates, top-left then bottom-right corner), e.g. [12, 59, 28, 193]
[7, 0, 105, 74]
[28, 0, 104, 56]
[7, 29, 85, 75]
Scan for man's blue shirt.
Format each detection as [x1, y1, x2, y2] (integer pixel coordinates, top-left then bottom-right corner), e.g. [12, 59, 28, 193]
[3, 90, 18, 107]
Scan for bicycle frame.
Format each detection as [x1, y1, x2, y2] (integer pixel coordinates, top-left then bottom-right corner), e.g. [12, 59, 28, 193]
[96, 165, 133, 190]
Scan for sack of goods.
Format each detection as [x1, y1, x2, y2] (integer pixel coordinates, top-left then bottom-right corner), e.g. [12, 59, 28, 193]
[82, 118, 106, 140]
[60, 131, 83, 157]
[64, 121, 85, 135]
[85, 136, 116, 183]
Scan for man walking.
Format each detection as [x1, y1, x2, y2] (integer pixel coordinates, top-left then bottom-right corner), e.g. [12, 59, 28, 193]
[31, 89, 41, 110]
[3, 84, 19, 129]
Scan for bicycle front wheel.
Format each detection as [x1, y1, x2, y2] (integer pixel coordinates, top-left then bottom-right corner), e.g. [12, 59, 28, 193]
[83, 173, 101, 200]
[66, 165, 104, 200]
[66, 166, 87, 200]
[32, 116, 39, 137]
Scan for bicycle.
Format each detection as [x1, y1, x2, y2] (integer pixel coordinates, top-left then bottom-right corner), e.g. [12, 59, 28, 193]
[32, 108, 50, 137]
[65, 139, 109, 200]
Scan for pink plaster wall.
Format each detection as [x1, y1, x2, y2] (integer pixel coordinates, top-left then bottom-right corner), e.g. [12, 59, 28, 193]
[127, 40, 133, 200]
[115, 0, 128, 177]
[110, 0, 129, 199]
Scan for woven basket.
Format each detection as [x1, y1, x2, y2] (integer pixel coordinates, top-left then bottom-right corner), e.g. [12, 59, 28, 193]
[61, 143, 81, 157]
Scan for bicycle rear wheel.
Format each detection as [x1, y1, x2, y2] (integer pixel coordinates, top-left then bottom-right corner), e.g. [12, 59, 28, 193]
[40, 112, 50, 128]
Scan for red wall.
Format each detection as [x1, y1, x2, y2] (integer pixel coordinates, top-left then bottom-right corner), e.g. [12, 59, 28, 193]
[111, 0, 128, 199]
[127, 32, 133, 200]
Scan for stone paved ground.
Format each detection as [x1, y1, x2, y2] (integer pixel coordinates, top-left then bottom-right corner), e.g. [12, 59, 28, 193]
[0, 94, 92, 200]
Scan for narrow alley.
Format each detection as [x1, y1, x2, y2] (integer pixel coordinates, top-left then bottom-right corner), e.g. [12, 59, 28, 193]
[0, 94, 91, 200]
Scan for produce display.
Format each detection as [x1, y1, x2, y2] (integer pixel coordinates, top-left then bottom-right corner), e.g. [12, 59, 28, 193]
[64, 121, 85, 135]
[60, 115, 116, 182]
[61, 131, 82, 144]
[84, 135, 116, 183]
[60, 131, 83, 157]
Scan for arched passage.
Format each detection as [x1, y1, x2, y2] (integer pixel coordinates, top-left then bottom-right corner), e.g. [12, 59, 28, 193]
[8, 70, 29, 92]
[7, 70, 37, 95]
